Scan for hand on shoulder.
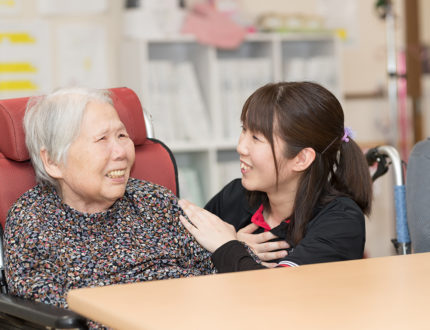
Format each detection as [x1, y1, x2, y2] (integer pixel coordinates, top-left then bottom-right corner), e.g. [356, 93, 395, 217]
[178, 199, 237, 253]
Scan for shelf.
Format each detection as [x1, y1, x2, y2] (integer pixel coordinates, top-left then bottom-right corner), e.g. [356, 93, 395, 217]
[169, 140, 237, 152]
[120, 32, 342, 202]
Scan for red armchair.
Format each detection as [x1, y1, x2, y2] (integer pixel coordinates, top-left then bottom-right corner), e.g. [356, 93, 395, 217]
[0, 87, 178, 329]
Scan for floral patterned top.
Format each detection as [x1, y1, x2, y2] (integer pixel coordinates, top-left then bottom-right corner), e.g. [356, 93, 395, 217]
[5, 178, 215, 309]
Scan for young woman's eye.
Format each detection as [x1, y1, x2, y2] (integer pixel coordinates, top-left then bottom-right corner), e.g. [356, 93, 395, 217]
[252, 135, 260, 141]
[241, 125, 247, 132]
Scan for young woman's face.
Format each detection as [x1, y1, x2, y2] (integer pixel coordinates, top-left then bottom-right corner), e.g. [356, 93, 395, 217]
[236, 125, 297, 195]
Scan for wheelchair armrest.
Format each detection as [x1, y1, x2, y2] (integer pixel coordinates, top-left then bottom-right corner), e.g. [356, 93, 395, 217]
[0, 294, 88, 329]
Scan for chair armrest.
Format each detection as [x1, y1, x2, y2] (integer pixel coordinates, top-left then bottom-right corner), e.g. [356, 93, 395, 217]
[0, 294, 88, 329]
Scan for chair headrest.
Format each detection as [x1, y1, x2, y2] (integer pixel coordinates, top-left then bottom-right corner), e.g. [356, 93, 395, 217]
[0, 87, 147, 161]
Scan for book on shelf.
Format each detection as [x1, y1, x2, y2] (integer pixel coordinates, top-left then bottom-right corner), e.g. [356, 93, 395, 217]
[175, 62, 210, 141]
[284, 56, 336, 92]
[178, 166, 205, 207]
[146, 60, 210, 144]
[283, 57, 306, 82]
[147, 61, 177, 142]
[219, 60, 241, 141]
[218, 160, 241, 189]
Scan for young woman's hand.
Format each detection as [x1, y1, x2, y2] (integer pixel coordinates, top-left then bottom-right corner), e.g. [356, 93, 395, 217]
[178, 199, 237, 253]
[237, 223, 290, 261]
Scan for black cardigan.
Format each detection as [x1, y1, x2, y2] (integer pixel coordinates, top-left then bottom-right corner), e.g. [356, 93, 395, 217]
[206, 179, 366, 273]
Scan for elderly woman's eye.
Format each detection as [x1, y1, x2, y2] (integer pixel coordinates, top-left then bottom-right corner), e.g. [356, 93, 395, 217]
[97, 136, 106, 142]
[119, 133, 128, 138]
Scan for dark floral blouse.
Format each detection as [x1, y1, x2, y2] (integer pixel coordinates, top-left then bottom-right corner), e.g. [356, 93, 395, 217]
[5, 178, 215, 310]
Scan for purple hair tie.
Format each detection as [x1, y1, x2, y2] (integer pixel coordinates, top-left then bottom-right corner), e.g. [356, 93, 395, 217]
[342, 127, 354, 142]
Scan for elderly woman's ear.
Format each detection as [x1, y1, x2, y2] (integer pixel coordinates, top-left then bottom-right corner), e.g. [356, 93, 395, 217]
[40, 148, 63, 180]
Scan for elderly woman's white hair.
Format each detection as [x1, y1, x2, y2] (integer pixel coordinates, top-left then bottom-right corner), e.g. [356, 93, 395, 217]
[24, 87, 113, 188]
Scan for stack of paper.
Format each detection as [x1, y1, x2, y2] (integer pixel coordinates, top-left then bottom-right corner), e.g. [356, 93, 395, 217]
[219, 57, 271, 141]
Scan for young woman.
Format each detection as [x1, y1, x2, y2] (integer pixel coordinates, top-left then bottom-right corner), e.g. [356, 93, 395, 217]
[179, 81, 373, 272]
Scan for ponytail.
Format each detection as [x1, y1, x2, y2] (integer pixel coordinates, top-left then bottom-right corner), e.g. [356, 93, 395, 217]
[287, 140, 372, 245]
[332, 139, 372, 215]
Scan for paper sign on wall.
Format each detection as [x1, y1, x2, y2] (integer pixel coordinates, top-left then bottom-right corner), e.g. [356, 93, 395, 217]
[0, 20, 51, 98]
[0, 0, 22, 16]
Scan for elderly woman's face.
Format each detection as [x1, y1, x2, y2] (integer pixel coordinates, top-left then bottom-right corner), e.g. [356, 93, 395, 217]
[56, 101, 135, 213]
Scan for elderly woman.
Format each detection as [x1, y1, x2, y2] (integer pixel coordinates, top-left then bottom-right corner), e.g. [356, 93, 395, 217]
[4, 87, 214, 311]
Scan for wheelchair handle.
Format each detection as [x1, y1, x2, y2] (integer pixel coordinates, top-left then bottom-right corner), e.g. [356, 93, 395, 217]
[368, 145, 411, 253]
[375, 145, 403, 186]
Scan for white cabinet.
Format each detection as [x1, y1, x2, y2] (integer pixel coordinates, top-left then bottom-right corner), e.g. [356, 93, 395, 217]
[120, 33, 342, 205]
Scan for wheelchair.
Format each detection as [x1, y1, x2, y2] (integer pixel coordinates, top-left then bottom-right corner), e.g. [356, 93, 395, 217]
[0, 87, 179, 329]
[366, 139, 430, 255]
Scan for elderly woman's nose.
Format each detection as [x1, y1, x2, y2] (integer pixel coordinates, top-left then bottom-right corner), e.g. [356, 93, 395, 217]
[111, 138, 127, 158]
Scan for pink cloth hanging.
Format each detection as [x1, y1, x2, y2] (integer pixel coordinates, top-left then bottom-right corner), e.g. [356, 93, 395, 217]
[181, 2, 246, 49]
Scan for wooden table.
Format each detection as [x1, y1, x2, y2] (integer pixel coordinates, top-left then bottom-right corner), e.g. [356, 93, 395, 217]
[67, 253, 430, 329]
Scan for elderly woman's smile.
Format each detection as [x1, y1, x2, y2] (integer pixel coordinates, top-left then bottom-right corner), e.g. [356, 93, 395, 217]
[107, 169, 126, 178]
[43, 100, 136, 214]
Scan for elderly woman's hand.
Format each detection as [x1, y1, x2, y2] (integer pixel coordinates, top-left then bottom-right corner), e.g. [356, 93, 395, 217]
[178, 199, 237, 253]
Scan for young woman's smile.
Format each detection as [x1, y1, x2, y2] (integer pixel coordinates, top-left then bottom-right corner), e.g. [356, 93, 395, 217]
[240, 159, 252, 174]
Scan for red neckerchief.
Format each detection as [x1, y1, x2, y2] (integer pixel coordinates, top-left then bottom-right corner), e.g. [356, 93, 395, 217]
[250, 204, 290, 232]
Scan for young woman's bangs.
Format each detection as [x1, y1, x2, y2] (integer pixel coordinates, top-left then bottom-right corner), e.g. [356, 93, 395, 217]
[240, 92, 274, 139]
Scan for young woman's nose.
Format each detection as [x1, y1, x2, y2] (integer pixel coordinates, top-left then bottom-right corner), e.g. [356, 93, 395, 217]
[236, 132, 249, 156]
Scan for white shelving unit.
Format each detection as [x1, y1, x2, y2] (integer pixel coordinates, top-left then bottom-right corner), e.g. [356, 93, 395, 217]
[120, 33, 342, 205]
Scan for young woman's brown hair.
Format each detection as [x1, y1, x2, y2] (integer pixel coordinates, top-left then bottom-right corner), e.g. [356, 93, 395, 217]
[241, 81, 372, 245]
